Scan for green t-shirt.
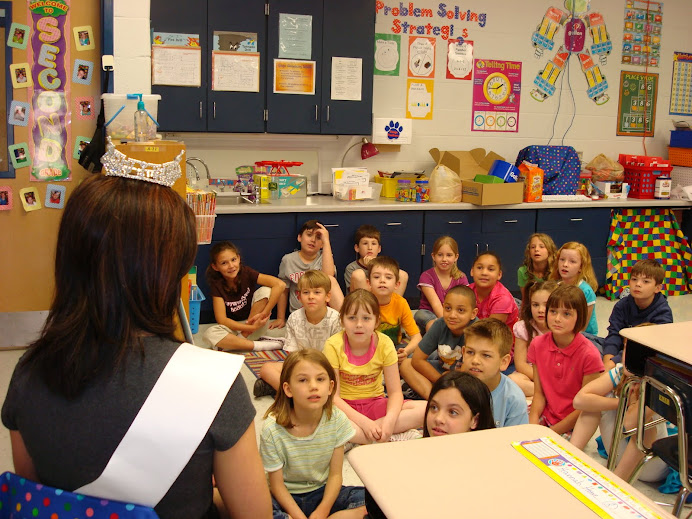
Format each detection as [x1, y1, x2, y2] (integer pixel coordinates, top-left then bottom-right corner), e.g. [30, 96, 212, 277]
[517, 265, 545, 289]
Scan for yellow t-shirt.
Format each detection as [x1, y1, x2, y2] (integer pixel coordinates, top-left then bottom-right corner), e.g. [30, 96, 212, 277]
[377, 292, 419, 344]
[323, 331, 397, 400]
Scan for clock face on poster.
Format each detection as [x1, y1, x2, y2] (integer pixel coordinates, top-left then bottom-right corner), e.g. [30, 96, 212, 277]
[483, 72, 510, 104]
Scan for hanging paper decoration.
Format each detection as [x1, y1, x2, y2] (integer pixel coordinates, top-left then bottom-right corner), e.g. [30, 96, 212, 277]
[28, 1, 71, 182]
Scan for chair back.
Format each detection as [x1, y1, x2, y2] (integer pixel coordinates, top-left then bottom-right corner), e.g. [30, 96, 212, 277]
[0, 472, 159, 518]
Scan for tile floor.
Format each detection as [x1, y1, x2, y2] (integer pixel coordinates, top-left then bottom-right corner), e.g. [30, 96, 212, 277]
[1, 295, 691, 513]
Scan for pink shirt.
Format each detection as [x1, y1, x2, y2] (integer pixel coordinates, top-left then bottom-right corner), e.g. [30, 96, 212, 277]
[527, 332, 604, 425]
[417, 268, 469, 312]
[470, 281, 519, 331]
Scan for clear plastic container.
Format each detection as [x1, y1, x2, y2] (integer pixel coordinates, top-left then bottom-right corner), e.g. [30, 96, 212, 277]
[396, 179, 413, 202]
[415, 180, 430, 202]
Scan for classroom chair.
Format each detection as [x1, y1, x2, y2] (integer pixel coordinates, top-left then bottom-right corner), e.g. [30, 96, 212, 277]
[0, 471, 159, 518]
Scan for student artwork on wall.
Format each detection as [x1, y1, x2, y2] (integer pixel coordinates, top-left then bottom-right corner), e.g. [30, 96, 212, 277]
[73, 59, 93, 85]
[10, 63, 32, 89]
[472, 59, 521, 132]
[19, 187, 41, 211]
[45, 184, 66, 209]
[374, 33, 400, 76]
[447, 39, 473, 80]
[75, 96, 94, 119]
[213, 31, 257, 52]
[73, 25, 94, 51]
[9, 101, 30, 127]
[406, 79, 433, 120]
[0, 186, 12, 210]
[7, 22, 29, 50]
[9, 143, 30, 169]
[408, 36, 435, 78]
[73, 136, 91, 159]
[622, 0, 662, 68]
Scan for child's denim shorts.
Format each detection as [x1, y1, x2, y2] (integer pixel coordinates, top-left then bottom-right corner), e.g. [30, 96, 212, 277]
[271, 485, 365, 518]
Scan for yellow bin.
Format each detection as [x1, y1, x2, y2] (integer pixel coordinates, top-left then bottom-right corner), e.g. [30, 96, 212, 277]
[374, 176, 399, 198]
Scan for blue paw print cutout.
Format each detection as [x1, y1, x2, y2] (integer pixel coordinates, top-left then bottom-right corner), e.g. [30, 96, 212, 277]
[384, 120, 403, 140]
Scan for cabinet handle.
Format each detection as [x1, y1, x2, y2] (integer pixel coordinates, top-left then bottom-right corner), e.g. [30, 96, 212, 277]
[199, 101, 203, 119]
[570, 218, 583, 221]
[315, 105, 318, 122]
[447, 221, 463, 224]
[385, 222, 401, 226]
[476, 243, 479, 256]
[326, 105, 330, 122]
[213, 102, 216, 119]
[323, 224, 338, 228]
[485, 243, 489, 251]
[504, 219, 518, 223]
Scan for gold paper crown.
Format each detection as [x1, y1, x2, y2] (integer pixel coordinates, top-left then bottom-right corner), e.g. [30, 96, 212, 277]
[102, 137, 183, 187]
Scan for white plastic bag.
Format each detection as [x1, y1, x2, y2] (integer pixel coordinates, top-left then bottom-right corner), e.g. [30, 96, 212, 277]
[429, 164, 461, 203]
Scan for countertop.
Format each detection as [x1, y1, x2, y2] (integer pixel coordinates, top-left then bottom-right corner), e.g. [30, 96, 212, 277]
[214, 195, 692, 214]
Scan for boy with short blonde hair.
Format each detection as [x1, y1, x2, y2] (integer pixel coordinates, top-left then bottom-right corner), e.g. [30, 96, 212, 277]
[346, 224, 409, 295]
[602, 259, 672, 370]
[460, 318, 528, 428]
[255, 270, 342, 397]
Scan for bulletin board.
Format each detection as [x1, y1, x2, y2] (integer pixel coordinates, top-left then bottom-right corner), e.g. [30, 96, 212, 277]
[616, 70, 658, 137]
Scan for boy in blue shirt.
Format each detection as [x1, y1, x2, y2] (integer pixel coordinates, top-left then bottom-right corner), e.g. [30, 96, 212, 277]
[602, 259, 673, 370]
[400, 285, 477, 400]
[460, 318, 529, 428]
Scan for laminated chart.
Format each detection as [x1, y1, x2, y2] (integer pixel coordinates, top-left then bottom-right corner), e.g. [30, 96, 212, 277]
[514, 437, 665, 519]
[670, 52, 692, 116]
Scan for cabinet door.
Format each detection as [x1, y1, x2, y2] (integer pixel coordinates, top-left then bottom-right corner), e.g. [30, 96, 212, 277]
[266, 0, 323, 134]
[536, 208, 612, 286]
[150, 1, 208, 132]
[207, 0, 267, 132]
[320, 0, 375, 135]
[423, 211, 483, 276]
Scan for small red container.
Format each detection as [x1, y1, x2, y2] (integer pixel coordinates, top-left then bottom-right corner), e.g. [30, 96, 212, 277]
[618, 154, 673, 199]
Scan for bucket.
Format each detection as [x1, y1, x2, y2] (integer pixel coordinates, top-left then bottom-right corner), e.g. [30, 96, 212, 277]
[188, 285, 206, 334]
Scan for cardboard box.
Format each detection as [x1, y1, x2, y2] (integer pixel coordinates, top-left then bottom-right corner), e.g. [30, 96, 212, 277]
[429, 148, 524, 205]
[594, 181, 628, 199]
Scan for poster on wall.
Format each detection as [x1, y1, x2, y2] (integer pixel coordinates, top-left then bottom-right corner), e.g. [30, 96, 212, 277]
[213, 31, 257, 52]
[28, 1, 71, 182]
[472, 59, 521, 132]
[670, 52, 692, 116]
[406, 79, 433, 120]
[408, 36, 435, 78]
[446, 39, 473, 80]
[273, 59, 316, 95]
[278, 14, 312, 60]
[152, 45, 202, 87]
[212, 52, 260, 92]
[374, 33, 400, 76]
[616, 70, 658, 136]
[622, 0, 663, 68]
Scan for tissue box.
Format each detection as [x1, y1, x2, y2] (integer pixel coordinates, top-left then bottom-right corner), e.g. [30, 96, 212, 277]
[594, 181, 628, 199]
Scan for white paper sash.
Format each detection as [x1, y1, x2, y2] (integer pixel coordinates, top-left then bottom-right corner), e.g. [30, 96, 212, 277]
[77, 343, 244, 507]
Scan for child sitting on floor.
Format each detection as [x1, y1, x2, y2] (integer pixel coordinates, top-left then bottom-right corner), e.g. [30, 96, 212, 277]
[517, 233, 557, 298]
[323, 289, 426, 444]
[260, 349, 366, 519]
[203, 241, 286, 352]
[255, 271, 342, 398]
[528, 285, 604, 436]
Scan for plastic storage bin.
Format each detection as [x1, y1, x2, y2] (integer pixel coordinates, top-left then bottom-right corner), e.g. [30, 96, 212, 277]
[668, 147, 692, 167]
[188, 285, 206, 334]
[670, 130, 692, 149]
[102, 94, 160, 140]
[618, 154, 672, 199]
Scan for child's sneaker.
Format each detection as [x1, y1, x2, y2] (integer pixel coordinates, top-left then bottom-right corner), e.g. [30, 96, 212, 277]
[401, 382, 423, 400]
[253, 378, 277, 398]
[252, 336, 286, 351]
[389, 429, 423, 442]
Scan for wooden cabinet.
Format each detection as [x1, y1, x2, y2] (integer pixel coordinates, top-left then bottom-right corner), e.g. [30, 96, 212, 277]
[151, 0, 374, 135]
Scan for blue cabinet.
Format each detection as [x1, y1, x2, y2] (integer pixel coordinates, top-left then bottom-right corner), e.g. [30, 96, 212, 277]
[299, 211, 424, 299]
[536, 208, 612, 286]
[195, 213, 296, 323]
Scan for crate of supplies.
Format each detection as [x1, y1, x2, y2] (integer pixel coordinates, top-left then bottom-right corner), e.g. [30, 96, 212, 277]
[618, 154, 672, 199]
[188, 285, 206, 334]
[195, 215, 216, 245]
[668, 147, 692, 167]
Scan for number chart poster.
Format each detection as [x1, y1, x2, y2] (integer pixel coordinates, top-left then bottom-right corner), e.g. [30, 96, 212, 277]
[472, 59, 521, 132]
[616, 70, 658, 136]
[670, 52, 692, 116]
